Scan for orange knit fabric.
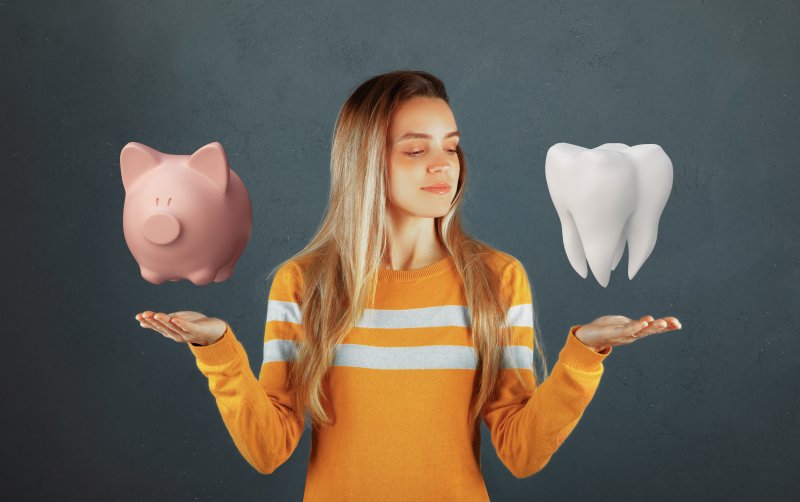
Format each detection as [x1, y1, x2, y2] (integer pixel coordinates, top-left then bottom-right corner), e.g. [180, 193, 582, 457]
[188, 250, 612, 501]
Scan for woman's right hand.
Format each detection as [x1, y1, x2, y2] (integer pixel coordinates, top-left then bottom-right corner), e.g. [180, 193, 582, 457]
[135, 310, 227, 347]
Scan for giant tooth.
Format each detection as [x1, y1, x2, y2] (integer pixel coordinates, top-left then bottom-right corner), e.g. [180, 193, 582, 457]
[545, 142, 673, 287]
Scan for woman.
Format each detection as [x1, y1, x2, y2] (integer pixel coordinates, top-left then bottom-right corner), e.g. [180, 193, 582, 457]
[135, 70, 680, 501]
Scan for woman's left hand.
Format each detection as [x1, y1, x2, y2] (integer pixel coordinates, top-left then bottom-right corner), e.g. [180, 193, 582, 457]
[574, 315, 682, 352]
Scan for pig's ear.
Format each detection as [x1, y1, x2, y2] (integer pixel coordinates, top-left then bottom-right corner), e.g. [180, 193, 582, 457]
[187, 142, 230, 194]
[120, 142, 162, 192]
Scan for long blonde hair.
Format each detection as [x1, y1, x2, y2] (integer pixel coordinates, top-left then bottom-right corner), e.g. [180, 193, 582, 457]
[264, 70, 548, 431]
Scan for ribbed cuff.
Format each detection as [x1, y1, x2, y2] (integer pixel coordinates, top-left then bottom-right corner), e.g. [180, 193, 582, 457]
[187, 323, 241, 365]
[557, 325, 613, 371]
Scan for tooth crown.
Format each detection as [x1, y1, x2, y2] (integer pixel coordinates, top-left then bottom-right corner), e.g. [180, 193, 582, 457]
[545, 142, 673, 287]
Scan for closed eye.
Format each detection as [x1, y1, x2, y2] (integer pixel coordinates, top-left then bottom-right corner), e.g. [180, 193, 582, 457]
[406, 149, 458, 157]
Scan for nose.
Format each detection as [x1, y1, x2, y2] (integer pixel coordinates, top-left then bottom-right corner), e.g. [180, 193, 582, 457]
[428, 152, 452, 173]
[141, 212, 182, 245]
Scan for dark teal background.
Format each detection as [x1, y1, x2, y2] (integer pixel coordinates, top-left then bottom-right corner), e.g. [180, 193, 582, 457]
[2, 0, 797, 499]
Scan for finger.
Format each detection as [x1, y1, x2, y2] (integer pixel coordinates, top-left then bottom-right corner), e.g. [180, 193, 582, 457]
[628, 319, 651, 337]
[142, 312, 186, 342]
[169, 317, 191, 334]
[152, 313, 189, 341]
[138, 315, 181, 341]
[651, 317, 680, 332]
[160, 311, 193, 333]
[136, 312, 158, 329]
[654, 318, 680, 331]
[631, 317, 667, 338]
[154, 312, 186, 334]
[628, 316, 652, 334]
[136, 314, 150, 329]
[137, 313, 177, 339]
[639, 318, 676, 338]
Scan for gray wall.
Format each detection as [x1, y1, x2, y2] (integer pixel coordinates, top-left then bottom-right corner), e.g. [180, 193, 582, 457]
[2, 0, 797, 499]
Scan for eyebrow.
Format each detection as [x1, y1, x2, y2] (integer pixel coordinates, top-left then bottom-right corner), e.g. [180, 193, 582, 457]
[394, 131, 460, 143]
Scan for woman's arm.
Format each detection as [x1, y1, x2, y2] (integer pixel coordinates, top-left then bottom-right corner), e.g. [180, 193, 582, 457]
[188, 263, 306, 475]
[482, 259, 612, 479]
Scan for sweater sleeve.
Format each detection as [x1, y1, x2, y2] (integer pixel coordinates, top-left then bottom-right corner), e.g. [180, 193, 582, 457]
[482, 258, 612, 479]
[187, 261, 306, 475]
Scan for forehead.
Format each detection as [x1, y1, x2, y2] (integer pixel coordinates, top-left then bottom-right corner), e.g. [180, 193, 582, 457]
[388, 97, 457, 139]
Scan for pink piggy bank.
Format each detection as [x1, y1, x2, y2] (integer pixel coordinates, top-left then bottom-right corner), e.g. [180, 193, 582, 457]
[120, 141, 252, 285]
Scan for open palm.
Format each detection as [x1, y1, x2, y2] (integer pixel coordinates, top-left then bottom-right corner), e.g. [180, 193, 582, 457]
[575, 314, 682, 351]
[135, 309, 227, 346]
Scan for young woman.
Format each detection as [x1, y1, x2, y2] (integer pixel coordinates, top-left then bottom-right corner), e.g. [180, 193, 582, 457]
[135, 70, 680, 501]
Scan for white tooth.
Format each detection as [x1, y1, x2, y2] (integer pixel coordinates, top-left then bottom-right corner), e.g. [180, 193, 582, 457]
[546, 142, 673, 287]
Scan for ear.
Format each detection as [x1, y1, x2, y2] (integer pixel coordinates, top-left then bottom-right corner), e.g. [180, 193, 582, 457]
[187, 141, 230, 194]
[120, 142, 162, 191]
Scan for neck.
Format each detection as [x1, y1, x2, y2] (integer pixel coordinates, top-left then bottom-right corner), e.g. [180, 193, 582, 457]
[381, 213, 448, 271]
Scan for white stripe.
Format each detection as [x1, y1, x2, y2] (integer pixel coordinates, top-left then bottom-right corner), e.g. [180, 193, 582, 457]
[262, 301, 534, 370]
[265, 301, 533, 329]
[263, 338, 299, 364]
[265, 300, 303, 324]
[506, 303, 534, 330]
[263, 341, 532, 370]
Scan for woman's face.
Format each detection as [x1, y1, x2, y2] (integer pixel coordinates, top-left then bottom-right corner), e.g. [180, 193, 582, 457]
[386, 96, 460, 219]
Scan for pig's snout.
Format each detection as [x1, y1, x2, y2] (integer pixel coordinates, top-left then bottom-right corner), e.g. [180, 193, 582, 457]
[141, 212, 182, 245]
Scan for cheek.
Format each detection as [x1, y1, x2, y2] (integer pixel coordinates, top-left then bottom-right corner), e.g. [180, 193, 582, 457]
[386, 161, 424, 204]
[387, 158, 417, 188]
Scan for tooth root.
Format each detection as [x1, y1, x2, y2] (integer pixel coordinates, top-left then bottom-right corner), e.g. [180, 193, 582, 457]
[623, 145, 673, 279]
[572, 217, 621, 287]
[546, 143, 589, 279]
[561, 210, 588, 279]
[611, 222, 627, 272]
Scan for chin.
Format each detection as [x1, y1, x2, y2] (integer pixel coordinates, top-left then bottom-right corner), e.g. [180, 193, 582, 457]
[393, 198, 452, 218]
[419, 209, 450, 218]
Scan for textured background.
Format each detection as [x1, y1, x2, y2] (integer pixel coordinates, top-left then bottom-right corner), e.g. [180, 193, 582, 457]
[2, 0, 798, 500]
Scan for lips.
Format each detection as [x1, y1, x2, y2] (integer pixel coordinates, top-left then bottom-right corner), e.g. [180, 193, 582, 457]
[545, 142, 673, 287]
[421, 183, 451, 189]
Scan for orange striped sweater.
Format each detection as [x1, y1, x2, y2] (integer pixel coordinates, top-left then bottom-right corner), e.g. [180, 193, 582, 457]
[188, 250, 612, 501]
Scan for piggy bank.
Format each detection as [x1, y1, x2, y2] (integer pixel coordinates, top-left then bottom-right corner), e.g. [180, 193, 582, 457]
[120, 141, 252, 285]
